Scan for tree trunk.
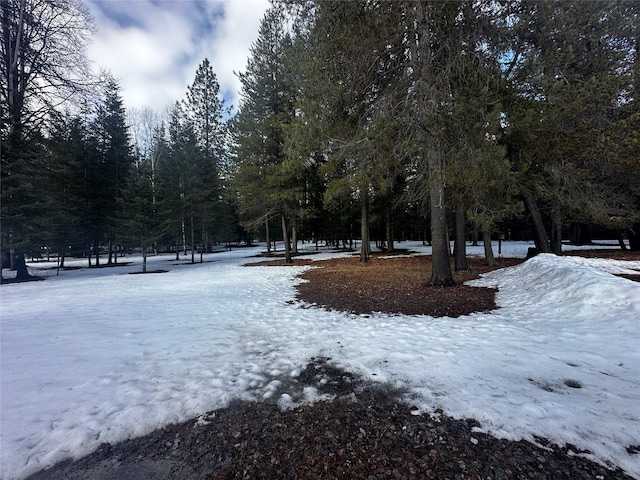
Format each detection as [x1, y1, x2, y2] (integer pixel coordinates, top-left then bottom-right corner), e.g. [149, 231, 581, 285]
[629, 224, 640, 251]
[483, 229, 496, 267]
[522, 190, 551, 253]
[281, 212, 292, 263]
[107, 239, 113, 265]
[569, 223, 592, 245]
[360, 189, 371, 262]
[550, 209, 562, 255]
[385, 205, 394, 253]
[615, 231, 627, 250]
[265, 216, 271, 255]
[13, 251, 31, 280]
[142, 240, 147, 273]
[182, 217, 187, 255]
[190, 214, 195, 264]
[94, 239, 100, 266]
[200, 220, 205, 263]
[429, 154, 455, 286]
[454, 203, 469, 271]
[9, 248, 16, 270]
[291, 224, 298, 254]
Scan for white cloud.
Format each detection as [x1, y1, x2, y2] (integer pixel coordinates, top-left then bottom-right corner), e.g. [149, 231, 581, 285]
[84, 0, 270, 115]
[208, 0, 271, 111]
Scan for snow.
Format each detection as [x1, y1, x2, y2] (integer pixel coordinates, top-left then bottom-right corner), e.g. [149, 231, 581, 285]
[1, 241, 639, 480]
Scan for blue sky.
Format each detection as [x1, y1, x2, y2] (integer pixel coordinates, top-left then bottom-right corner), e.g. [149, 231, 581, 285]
[83, 0, 271, 114]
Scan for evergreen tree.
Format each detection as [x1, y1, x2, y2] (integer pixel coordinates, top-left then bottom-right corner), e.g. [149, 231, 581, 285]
[503, 0, 636, 253]
[438, 1, 519, 267]
[44, 113, 94, 266]
[157, 102, 209, 263]
[184, 59, 226, 254]
[288, 0, 406, 261]
[91, 77, 135, 264]
[231, 6, 298, 262]
[400, 1, 471, 285]
[121, 156, 157, 272]
[185, 59, 224, 162]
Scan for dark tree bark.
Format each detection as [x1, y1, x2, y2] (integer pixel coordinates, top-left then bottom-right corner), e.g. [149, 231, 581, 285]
[429, 156, 455, 286]
[483, 230, 497, 267]
[522, 190, 552, 253]
[12, 252, 31, 279]
[265, 216, 271, 255]
[615, 231, 628, 250]
[429, 174, 456, 287]
[550, 210, 562, 255]
[201, 223, 205, 263]
[629, 224, 640, 251]
[291, 224, 298, 254]
[454, 203, 469, 271]
[94, 238, 100, 266]
[142, 241, 147, 273]
[281, 212, 292, 263]
[190, 214, 196, 264]
[570, 223, 593, 245]
[385, 205, 394, 253]
[360, 189, 371, 262]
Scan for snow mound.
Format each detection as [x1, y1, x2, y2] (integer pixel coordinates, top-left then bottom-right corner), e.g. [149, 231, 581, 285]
[468, 253, 640, 320]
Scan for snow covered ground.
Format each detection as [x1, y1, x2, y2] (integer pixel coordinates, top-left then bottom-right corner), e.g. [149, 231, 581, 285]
[1, 241, 639, 480]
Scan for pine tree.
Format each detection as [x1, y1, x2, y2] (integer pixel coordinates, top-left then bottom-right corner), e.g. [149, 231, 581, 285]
[91, 77, 135, 264]
[503, 0, 636, 253]
[231, 6, 298, 262]
[288, 1, 407, 262]
[44, 113, 94, 266]
[121, 156, 157, 272]
[184, 59, 226, 254]
[156, 102, 209, 263]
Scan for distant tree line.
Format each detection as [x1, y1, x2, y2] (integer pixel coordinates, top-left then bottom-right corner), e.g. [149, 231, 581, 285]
[2, 0, 639, 284]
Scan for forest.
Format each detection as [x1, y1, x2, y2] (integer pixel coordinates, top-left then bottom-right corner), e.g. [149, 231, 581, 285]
[2, 0, 639, 285]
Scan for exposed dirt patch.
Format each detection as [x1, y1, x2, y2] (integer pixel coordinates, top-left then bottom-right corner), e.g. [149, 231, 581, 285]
[253, 251, 523, 317]
[295, 254, 522, 317]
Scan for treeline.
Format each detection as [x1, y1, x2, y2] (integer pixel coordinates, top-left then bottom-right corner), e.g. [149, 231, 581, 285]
[2, 0, 639, 284]
[42, 62, 234, 272]
[2, 53, 234, 276]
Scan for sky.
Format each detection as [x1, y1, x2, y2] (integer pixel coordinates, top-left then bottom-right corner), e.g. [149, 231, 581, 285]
[83, 0, 271, 115]
[1, 241, 639, 480]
